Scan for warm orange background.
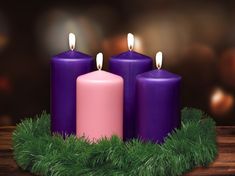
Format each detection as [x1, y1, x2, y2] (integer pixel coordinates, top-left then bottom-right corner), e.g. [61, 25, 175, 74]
[0, 0, 234, 126]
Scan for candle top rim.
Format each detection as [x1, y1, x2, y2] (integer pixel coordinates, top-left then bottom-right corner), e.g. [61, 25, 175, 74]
[111, 51, 152, 60]
[77, 70, 123, 82]
[53, 50, 92, 59]
[137, 69, 181, 80]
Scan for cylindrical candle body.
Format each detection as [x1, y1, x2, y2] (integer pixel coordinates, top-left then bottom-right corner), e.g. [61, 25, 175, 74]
[76, 70, 123, 141]
[51, 51, 93, 136]
[109, 51, 152, 140]
[136, 69, 181, 143]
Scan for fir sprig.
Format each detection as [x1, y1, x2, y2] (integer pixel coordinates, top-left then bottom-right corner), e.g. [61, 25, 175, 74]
[12, 108, 217, 176]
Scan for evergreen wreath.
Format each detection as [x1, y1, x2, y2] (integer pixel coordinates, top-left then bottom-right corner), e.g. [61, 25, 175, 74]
[13, 108, 217, 176]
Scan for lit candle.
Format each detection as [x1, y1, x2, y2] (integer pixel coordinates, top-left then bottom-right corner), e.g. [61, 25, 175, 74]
[51, 33, 94, 136]
[76, 53, 123, 141]
[136, 52, 181, 143]
[109, 33, 153, 140]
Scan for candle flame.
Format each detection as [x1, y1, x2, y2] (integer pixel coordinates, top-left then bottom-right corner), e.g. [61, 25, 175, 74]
[127, 33, 134, 51]
[96, 52, 103, 70]
[69, 33, 76, 51]
[156, 51, 163, 69]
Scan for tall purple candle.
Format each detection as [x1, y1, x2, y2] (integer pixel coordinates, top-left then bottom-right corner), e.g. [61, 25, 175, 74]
[109, 33, 153, 140]
[136, 52, 181, 143]
[51, 33, 93, 135]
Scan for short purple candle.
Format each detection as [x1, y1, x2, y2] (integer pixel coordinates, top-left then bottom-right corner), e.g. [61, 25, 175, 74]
[109, 33, 153, 140]
[51, 33, 93, 136]
[136, 52, 181, 143]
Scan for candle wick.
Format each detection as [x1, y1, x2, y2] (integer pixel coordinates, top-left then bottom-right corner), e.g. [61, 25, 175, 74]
[97, 64, 102, 71]
[157, 64, 161, 70]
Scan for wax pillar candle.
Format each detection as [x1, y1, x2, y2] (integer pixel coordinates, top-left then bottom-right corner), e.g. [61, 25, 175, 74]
[76, 53, 123, 141]
[136, 52, 181, 143]
[109, 33, 152, 140]
[51, 33, 93, 136]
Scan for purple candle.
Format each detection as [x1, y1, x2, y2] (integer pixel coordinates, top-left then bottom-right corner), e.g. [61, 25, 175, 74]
[51, 33, 93, 136]
[109, 33, 153, 140]
[136, 52, 181, 143]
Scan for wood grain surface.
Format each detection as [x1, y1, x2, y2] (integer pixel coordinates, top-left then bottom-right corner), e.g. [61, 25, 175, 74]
[1, 126, 235, 176]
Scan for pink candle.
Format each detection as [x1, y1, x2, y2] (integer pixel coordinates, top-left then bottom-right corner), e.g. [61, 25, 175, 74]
[76, 53, 123, 141]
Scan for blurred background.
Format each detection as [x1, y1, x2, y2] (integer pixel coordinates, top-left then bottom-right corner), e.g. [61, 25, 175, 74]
[0, 0, 234, 126]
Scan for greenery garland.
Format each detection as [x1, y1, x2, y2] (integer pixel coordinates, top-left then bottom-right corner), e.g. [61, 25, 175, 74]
[13, 108, 217, 176]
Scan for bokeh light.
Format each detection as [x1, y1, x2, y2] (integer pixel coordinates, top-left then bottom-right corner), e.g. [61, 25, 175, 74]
[101, 34, 145, 69]
[132, 11, 192, 66]
[36, 8, 104, 59]
[188, 4, 228, 46]
[0, 1, 235, 126]
[0, 12, 9, 51]
[210, 88, 234, 116]
[102, 34, 143, 55]
[0, 76, 12, 94]
[219, 48, 235, 89]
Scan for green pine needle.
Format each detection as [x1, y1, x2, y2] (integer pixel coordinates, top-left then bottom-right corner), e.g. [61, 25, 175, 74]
[12, 107, 218, 176]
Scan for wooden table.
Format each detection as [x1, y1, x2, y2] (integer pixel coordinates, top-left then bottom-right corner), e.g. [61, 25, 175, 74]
[1, 126, 235, 176]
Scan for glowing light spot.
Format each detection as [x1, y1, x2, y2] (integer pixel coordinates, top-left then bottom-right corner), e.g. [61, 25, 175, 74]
[127, 33, 134, 51]
[210, 88, 234, 116]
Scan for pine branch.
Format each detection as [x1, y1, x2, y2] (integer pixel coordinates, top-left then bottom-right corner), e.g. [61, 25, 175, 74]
[12, 108, 218, 176]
